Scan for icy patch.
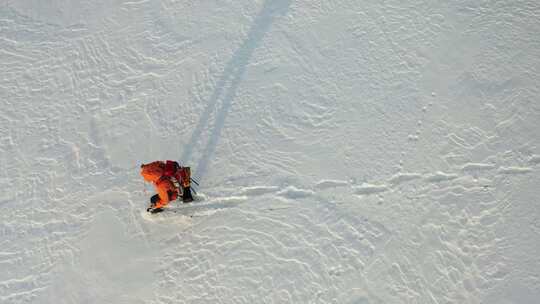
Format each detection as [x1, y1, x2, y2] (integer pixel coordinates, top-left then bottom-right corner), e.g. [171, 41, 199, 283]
[498, 167, 533, 175]
[239, 186, 279, 196]
[461, 163, 496, 171]
[424, 171, 458, 183]
[450, 175, 492, 189]
[209, 195, 248, 204]
[140, 210, 193, 224]
[388, 172, 421, 185]
[315, 179, 349, 189]
[355, 183, 388, 195]
[51, 211, 156, 302]
[191, 208, 222, 217]
[277, 186, 315, 199]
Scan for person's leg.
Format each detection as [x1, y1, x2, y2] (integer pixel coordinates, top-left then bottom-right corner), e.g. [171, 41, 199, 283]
[147, 194, 163, 212]
[150, 194, 160, 206]
[182, 186, 193, 203]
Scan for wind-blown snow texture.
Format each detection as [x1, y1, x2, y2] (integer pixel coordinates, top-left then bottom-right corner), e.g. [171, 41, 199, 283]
[1, 1, 540, 303]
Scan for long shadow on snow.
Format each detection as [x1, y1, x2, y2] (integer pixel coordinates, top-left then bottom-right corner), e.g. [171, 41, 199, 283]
[181, 0, 291, 181]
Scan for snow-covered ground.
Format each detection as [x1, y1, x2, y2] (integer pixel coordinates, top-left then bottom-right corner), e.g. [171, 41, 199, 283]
[1, 0, 540, 303]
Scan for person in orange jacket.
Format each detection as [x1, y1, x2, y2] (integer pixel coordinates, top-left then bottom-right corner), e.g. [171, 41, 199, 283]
[140, 160, 193, 213]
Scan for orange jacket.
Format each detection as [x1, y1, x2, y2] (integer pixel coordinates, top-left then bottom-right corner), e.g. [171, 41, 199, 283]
[141, 161, 179, 208]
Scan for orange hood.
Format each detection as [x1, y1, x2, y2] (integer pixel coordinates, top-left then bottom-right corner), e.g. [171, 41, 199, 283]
[140, 161, 165, 183]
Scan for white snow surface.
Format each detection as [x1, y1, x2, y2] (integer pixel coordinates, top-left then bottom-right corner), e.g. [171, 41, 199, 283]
[1, 0, 540, 303]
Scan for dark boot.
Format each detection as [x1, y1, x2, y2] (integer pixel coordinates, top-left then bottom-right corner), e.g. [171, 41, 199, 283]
[182, 187, 193, 203]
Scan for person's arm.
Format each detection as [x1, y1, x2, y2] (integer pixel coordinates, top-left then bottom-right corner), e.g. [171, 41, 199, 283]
[154, 181, 171, 209]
